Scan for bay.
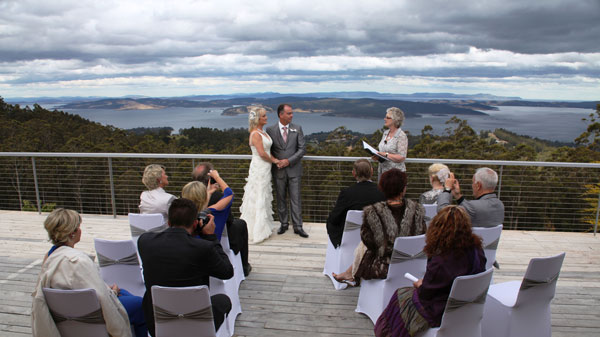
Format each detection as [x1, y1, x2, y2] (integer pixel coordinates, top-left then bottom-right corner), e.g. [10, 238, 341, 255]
[47, 105, 593, 142]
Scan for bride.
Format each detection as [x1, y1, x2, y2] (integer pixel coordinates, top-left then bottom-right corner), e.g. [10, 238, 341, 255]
[240, 107, 280, 244]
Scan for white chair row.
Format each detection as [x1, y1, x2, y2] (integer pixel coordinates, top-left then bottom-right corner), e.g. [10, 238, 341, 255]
[323, 210, 363, 290]
[42, 285, 229, 337]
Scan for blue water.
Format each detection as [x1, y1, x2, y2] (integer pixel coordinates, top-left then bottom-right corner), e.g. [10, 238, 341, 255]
[44, 105, 592, 142]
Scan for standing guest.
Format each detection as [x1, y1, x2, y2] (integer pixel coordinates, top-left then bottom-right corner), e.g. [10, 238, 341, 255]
[333, 169, 426, 284]
[138, 198, 233, 336]
[375, 107, 408, 176]
[32, 209, 146, 337]
[139, 164, 176, 222]
[437, 167, 505, 227]
[193, 163, 251, 276]
[326, 159, 385, 248]
[266, 103, 308, 238]
[374, 206, 487, 337]
[419, 163, 450, 204]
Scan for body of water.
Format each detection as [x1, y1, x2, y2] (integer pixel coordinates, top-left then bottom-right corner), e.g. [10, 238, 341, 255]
[43, 105, 593, 142]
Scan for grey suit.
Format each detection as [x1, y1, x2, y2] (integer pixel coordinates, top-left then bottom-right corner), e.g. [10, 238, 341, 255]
[266, 122, 306, 229]
[437, 192, 504, 227]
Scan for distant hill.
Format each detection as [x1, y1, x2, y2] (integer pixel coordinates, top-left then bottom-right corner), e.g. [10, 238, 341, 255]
[60, 96, 486, 118]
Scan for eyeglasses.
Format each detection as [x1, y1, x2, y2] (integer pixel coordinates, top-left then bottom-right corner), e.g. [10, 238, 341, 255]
[384, 116, 392, 119]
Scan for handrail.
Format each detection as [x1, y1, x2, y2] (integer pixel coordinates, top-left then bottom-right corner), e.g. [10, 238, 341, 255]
[2, 152, 600, 168]
[1, 152, 599, 234]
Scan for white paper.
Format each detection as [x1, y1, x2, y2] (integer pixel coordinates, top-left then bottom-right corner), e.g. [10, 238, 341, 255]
[404, 272, 418, 282]
[362, 141, 389, 161]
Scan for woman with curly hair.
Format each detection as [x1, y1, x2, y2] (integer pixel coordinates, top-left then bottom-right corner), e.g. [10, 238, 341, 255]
[374, 205, 487, 337]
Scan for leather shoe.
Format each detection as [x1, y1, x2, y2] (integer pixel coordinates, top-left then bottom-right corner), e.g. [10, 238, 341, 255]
[277, 225, 289, 235]
[243, 264, 252, 277]
[293, 227, 309, 238]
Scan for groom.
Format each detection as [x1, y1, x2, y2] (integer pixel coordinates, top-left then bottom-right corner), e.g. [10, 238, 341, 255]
[266, 103, 308, 238]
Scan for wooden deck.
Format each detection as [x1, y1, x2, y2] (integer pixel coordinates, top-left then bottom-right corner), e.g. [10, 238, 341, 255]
[0, 210, 599, 336]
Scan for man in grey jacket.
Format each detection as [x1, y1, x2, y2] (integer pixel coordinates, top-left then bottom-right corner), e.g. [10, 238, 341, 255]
[266, 103, 308, 237]
[437, 167, 504, 227]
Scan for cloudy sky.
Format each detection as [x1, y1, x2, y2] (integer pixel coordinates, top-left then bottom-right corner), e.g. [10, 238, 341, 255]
[1, 0, 599, 100]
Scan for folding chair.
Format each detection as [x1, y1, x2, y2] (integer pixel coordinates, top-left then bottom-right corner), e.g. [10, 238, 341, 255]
[482, 252, 566, 337]
[472, 225, 503, 271]
[128, 213, 166, 249]
[209, 275, 240, 336]
[356, 234, 427, 323]
[423, 203, 438, 225]
[151, 285, 229, 337]
[418, 268, 494, 337]
[42, 287, 109, 337]
[323, 210, 363, 290]
[94, 238, 146, 297]
[220, 226, 245, 289]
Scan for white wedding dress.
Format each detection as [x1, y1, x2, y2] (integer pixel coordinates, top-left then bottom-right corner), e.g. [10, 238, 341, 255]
[240, 131, 275, 244]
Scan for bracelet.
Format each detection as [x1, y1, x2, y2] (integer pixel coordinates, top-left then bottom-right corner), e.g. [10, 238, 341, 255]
[385, 152, 388, 158]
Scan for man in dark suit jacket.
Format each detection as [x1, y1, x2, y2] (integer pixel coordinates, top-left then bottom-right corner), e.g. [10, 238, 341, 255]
[192, 162, 251, 276]
[326, 159, 385, 248]
[138, 198, 233, 336]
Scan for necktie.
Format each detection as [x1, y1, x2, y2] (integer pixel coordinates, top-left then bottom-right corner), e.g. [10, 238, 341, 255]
[283, 126, 288, 143]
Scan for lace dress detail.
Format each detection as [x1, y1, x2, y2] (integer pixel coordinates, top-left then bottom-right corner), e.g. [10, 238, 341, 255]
[240, 131, 275, 244]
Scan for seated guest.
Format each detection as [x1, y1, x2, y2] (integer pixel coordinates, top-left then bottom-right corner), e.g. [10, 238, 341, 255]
[139, 164, 176, 222]
[138, 199, 233, 336]
[326, 159, 385, 248]
[32, 209, 147, 337]
[374, 206, 487, 336]
[437, 167, 505, 227]
[419, 163, 449, 204]
[333, 169, 426, 284]
[193, 162, 251, 276]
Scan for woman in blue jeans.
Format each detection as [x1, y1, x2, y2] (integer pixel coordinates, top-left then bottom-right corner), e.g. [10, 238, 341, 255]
[32, 208, 147, 337]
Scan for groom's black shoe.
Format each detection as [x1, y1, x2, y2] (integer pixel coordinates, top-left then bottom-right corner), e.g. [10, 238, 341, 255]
[293, 227, 309, 238]
[277, 224, 289, 235]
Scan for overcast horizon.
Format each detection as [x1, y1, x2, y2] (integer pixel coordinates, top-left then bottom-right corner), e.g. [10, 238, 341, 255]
[1, 0, 599, 101]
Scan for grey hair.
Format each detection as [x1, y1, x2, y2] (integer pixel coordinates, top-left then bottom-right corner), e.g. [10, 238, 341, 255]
[142, 164, 165, 190]
[386, 107, 405, 128]
[474, 167, 498, 190]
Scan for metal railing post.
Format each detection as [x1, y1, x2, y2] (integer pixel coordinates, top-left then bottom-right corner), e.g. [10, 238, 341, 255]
[108, 158, 116, 218]
[595, 188, 600, 236]
[497, 165, 504, 199]
[31, 157, 41, 214]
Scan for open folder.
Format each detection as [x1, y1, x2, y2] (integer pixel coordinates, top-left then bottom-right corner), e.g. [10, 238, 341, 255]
[362, 141, 389, 163]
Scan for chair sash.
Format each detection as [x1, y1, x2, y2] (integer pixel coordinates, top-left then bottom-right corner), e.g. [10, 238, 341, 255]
[520, 272, 560, 291]
[445, 288, 488, 313]
[484, 237, 500, 250]
[390, 249, 426, 264]
[130, 224, 167, 237]
[154, 305, 213, 322]
[50, 307, 105, 324]
[344, 220, 361, 232]
[97, 252, 140, 267]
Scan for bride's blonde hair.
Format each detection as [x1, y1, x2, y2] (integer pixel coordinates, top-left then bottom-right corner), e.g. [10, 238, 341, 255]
[248, 106, 266, 132]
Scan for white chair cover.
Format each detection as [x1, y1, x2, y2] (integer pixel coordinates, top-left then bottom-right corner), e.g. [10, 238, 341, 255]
[152, 285, 228, 337]
[472, 225, 503, 270]
[323, 210, 363, 290]
[209, 274, 240, 336]
[42, 287, 110, 337]
[94, 238, 146, 297]
[423, 204, 438, 225]
[355, 234, 427, 323]
[418, 268, 494, 337]
[482, 252, 566, 337]
[128, 213, 165, 250]
[220, 226, 245, 289]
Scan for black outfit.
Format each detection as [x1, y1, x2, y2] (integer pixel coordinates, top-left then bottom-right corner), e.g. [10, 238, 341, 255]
[326, 181, 385, 248]
[138, 227, 234, 336]
[209, 191, 250, 273]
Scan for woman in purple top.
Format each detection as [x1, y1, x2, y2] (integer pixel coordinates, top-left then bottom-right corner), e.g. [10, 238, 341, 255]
[374, 206, 487, 337]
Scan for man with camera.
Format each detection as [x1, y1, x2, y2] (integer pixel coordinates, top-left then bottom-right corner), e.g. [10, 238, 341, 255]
[193, 162, 251, 276]
[138, 198, 233, 336]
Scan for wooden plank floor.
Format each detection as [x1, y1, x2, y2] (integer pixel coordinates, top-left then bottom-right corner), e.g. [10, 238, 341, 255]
[0, 210, 599, 336]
